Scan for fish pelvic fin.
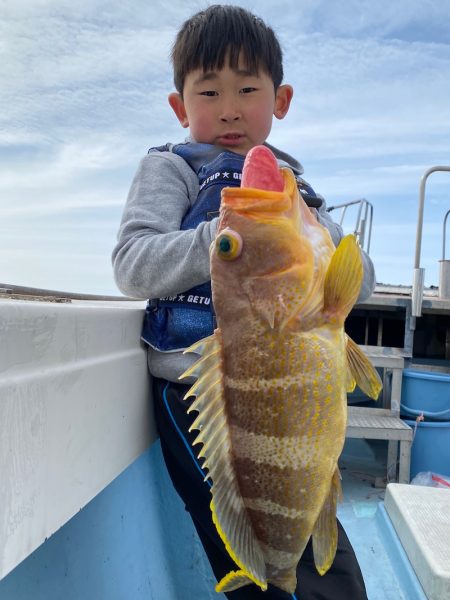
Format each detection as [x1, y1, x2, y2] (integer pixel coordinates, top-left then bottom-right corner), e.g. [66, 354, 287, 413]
[346, 335, 383, 400]
[312, 468, 342, 576]
[323, 234, 363, 323]
[179, 331, 267, 589]
[216, 569, 265, 593]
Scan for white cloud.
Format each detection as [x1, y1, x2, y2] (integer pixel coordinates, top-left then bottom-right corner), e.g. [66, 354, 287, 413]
[0, 0, 449, 293]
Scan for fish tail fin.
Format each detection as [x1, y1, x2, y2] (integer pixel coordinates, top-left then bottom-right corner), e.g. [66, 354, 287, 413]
[216, 570, 263, 593]
[346, 335, 383, 400]
[323, 234, 363, 322]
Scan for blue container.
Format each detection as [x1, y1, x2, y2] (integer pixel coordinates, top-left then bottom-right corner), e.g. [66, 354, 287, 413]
[401, 369, 450, 421]
[403, 419, 450, 479]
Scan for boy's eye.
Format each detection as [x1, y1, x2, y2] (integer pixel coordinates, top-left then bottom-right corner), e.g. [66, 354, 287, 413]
[200, 90, 218, 97]
[240, 87, 256, 94]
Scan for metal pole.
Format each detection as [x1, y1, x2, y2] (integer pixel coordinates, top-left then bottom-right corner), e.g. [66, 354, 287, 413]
[442, 209, 450, 261]
[366, 202, 374, 254]
[412, 166, 450, 317]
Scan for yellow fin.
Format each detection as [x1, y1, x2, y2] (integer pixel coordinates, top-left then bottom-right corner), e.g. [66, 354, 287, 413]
[216, 569, 260, 593]
[211, 500, 267, 592]
[346, 335, 383, 400]
[323, 235, 363, 322]
[179, 333, 220, 381]
[180, 331, 267, 588]
[312, 468, 342, 575]
[346, 368, 357, 394]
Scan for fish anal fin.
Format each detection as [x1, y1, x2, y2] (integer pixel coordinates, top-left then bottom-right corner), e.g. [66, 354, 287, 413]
[346, 336, 383, 400]
[323, 235, 363, 322]
[312, 468, 342, 576]
[216, 570, 261, 593]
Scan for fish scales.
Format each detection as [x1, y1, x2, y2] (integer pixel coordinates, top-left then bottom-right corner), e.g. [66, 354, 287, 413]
[181, 145, 382, 595]
[222, 325, 346, 557]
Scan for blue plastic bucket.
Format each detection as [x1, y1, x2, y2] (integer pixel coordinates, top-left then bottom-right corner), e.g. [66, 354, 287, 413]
[401, 369, 450, 421]
[403, 418, 450, 478]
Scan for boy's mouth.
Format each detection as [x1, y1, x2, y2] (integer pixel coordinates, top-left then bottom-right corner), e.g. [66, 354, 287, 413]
[217, 133, 245, 146]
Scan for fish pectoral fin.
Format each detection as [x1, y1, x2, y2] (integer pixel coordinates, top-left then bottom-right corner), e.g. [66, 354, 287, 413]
[243, 260, 313, 329]
[216, 570, 261, 593]
[312, 468, 342, 576]
[323, 234, 363, 322]
[180, 331, 267, 589]
[346, 369, 357, 394]
[346, 335, 383, 400]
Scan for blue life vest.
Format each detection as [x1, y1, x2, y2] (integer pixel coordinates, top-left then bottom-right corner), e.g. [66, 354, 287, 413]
[141, 143, 244, 352]
[141, 142, 320, 352]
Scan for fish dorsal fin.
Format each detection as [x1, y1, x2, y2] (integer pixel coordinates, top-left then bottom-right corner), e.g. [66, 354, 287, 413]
[180, 332, 267, 591]
[312, 468, 342, 575]
[216, 570, 254, 593]
[346, 335, 383, 400]
[323, 235, 363, 323]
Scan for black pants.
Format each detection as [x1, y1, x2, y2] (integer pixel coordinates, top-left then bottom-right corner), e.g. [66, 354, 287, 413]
[153, 378, 368, 600]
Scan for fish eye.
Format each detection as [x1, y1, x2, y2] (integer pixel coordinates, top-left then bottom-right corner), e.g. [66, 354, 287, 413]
[215, 228, 243, 261]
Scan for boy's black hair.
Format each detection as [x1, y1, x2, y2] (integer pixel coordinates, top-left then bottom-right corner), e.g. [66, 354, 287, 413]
[171, 4, 284, 94]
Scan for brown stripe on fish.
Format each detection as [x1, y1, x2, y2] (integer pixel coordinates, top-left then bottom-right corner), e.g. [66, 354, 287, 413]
[225, 386, 344, 439]
[248, 509, 315, 556]
[234, 456, 334, 511]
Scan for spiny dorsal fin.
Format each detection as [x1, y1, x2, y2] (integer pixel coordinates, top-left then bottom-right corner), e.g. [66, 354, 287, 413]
[323, 235, 363, 323]
[312, 468, 342, 575]
[216, 570, 254, 593]
[180, 332, 267, 590]
[346, 335, 383, 400]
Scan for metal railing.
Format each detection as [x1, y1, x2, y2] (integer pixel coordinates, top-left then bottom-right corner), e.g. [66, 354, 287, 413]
[411, 166, 450, 317]
[0, 282, 138, 302]
[327, 198, 374, 254]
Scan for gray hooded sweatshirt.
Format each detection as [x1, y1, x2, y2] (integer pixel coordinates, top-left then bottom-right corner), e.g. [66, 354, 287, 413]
[112, 142, 375, 382]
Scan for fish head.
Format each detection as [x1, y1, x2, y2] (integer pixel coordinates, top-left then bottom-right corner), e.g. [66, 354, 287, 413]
[211, 145, 333, 330]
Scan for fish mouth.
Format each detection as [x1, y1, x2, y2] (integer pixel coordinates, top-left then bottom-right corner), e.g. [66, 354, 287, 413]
[221, 145, 299, 222]
[222, 168, 296, 215]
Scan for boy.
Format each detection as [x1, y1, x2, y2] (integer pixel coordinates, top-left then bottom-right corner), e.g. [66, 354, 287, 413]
[112, 5, 374, 599]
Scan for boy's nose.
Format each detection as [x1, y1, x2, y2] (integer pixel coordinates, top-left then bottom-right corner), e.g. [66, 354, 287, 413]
[220, 112, 240, 122]
[219, 100, 241, 122]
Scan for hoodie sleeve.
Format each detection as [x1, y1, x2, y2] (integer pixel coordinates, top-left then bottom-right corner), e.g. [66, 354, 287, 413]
[112, 152, 217, 299]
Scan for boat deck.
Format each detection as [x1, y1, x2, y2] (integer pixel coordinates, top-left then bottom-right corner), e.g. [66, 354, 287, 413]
[339, 438, 426, 600]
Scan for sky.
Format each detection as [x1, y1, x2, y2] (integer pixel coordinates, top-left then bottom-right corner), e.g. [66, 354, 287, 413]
[1, 0, 449, 296]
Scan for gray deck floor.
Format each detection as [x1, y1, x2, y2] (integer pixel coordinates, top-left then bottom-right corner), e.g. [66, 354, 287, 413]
[338, 438, 427, 600]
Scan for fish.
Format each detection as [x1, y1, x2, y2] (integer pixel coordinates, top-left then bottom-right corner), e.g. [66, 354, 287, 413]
[180, 145, 382, 594]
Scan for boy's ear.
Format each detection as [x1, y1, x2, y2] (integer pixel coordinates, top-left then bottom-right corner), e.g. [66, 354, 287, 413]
[274, 84, 294, 120]
[168, 92, 189, 128]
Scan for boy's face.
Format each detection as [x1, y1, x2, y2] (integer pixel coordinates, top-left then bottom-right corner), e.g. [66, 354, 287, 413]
[168, 56, 293, 156]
